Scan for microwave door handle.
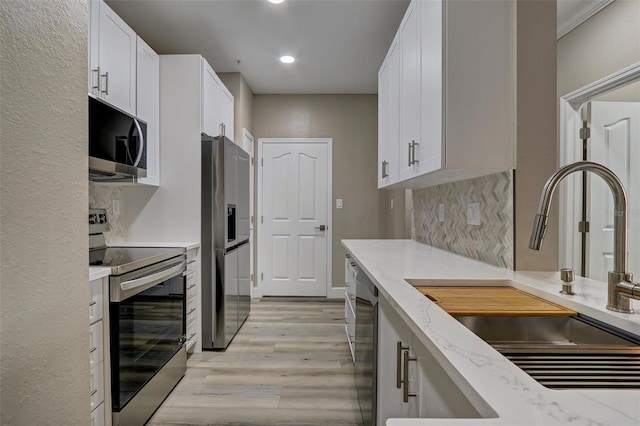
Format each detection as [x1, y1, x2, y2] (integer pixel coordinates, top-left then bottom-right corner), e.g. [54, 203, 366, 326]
[120, 261, 186, 291]
[131, 118, 144, 167]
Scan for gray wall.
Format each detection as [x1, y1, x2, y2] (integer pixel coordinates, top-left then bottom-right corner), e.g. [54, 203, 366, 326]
[0, 1, 89, 424]
[514, 0, 558, 270]
[253, 95, 380, 290]
[558, 0, 640, 97]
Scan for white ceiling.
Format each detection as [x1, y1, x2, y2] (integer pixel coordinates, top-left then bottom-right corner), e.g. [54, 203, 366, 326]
[106, 0, 410, 94]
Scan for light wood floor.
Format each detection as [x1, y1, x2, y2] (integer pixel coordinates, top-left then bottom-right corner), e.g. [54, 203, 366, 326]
[148, 298, 364, 426]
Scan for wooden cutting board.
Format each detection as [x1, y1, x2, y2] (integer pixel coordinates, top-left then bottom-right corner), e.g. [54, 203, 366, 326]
[416, 286, 576, 316]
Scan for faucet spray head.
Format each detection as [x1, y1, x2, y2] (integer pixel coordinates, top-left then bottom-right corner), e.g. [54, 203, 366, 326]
[529, 214, 548, 250]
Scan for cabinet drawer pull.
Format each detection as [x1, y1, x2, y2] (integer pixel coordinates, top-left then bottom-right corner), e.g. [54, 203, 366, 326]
[90, 346, 98, 354]
[89, 300, 97, 307]
[396, 341, 409, 389]
[187, 283, 197, 290]
[403, 350, 417, 403]
[188, 308, 196, 315]
[92, 67, 100, 90]
[90, 389, 98, 397]
[188, 333, 196, 340]
[101, 71, 109, 95]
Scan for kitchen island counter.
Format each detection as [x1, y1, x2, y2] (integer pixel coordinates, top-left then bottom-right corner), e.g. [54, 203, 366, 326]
[342, 239, 640, 425]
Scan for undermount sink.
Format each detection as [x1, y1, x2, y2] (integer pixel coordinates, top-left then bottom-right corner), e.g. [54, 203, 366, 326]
[455, 315, 640, 389]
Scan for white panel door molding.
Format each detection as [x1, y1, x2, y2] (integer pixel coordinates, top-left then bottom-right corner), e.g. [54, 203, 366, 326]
[242, 129, 256, 297]
[588, 102, 640, 281]
[258, 138, 332, 297]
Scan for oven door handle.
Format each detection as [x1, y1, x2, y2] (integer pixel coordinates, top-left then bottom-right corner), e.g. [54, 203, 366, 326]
[120, 261, 187, 291]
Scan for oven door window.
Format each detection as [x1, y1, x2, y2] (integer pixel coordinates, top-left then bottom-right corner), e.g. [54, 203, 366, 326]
[110, 274, 185, 411]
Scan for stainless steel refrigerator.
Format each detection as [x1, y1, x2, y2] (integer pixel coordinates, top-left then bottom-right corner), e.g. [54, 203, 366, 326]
[201, 135, 251, 349]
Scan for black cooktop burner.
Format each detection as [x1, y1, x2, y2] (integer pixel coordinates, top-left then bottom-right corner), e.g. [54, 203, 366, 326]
[90, 246, 185, 275]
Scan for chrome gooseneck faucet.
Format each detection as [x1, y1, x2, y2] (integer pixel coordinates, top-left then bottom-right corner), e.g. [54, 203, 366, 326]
[529, 161, 640, 314]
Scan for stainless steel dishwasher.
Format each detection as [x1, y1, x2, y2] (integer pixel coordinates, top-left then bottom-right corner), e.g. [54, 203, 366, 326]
[355, 266, 378, 425]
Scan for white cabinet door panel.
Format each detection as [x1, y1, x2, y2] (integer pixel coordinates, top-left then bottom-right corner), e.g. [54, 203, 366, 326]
[202, 59, 220, 137]
[136, 36, 160, 186]
[98, 0, 137, 115]
[399, 0, 421, 181]
[418, 0, 443, 175]
[378, 34, 401, 188]
[377, 297, 417, 423]
[220, 84, 235, 142]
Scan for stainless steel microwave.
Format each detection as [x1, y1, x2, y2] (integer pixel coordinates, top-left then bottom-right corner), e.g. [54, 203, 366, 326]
[89, 96, 147, 181]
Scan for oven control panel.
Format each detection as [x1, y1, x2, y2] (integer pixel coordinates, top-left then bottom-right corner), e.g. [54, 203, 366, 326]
[89, 208, 109, 234]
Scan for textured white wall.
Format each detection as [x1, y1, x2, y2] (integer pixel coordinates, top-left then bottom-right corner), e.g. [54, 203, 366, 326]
[0, 1, 89, 424]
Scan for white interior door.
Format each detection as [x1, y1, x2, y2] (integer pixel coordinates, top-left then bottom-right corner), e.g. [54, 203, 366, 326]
[588, 101, 640, 281]
[260, 139, 330, 296]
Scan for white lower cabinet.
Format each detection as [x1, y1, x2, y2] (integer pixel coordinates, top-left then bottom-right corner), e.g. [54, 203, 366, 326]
[91, 402, 105, 426]
[377, 297, 418, 424]
[377, 296, 481, 422]
[185, 248, 198, 352]
[344, 256, 357, 362]
[89, 277, 111, 425]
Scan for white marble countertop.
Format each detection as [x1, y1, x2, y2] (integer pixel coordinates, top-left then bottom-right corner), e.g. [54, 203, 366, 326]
[89, 266, 111, 281]
[342, 239, 640, 426]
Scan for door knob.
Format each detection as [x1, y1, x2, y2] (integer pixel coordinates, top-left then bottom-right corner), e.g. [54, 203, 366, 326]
[315, 225, 327, 231]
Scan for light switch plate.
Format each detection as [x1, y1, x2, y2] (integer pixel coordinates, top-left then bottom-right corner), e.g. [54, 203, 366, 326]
[438, 203, 445, 222]
[467, 202, 480, 226]
[112, 199, 121, 216]
[336, 199, 343, 209]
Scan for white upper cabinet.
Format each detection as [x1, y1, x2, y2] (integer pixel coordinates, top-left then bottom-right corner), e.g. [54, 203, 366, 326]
[378, 0, 515, 189]
[378, 34, 400, 188]
[398, 0, 421, 181]
[89, 0, 137, 115]
[136, 36, 160, 186]
[219, 84, 235, 142]
[201, 58, 235, 141]
[201, 58, 220, 137]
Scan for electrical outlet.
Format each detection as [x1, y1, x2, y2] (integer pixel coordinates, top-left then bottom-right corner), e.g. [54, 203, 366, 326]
[467, 202, 480, 226]
[112, 199, 121, 216]
[438, 203, 445, 222]
[336, 199, 343, 209]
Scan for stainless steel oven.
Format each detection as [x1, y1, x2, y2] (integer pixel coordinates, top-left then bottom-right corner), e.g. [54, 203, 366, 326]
[109, 254, 187, 426]
[89, 209, 188, 426]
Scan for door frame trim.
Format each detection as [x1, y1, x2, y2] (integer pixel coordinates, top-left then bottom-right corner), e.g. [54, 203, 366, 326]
[256, 138, 333, 298]
[559, 61, 640, 271]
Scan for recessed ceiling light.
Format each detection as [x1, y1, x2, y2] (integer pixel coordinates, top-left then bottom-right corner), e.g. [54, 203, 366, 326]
[268, 0, 284, 4]
[280, 55, 295, 64]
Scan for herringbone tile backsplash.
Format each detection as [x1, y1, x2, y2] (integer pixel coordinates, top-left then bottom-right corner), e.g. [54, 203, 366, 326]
[412, 172, 514, 269]
[89, 182, 124, 243]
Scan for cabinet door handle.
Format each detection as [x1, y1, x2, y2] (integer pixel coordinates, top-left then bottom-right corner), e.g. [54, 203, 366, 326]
[89, 300, 97, 307]
[188, 308, 197, 315]
[382, 160, 389, 179]
[396, 341, 409, 389]
[90, 388, 98, 397]
[100, 71, 109, 95]
[410, 141, 420, 165]
[92, 67, 100, 90]
[407, 143, 412, 167]
[403, 350, 417, 402]
[89, 346, 98, 354]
